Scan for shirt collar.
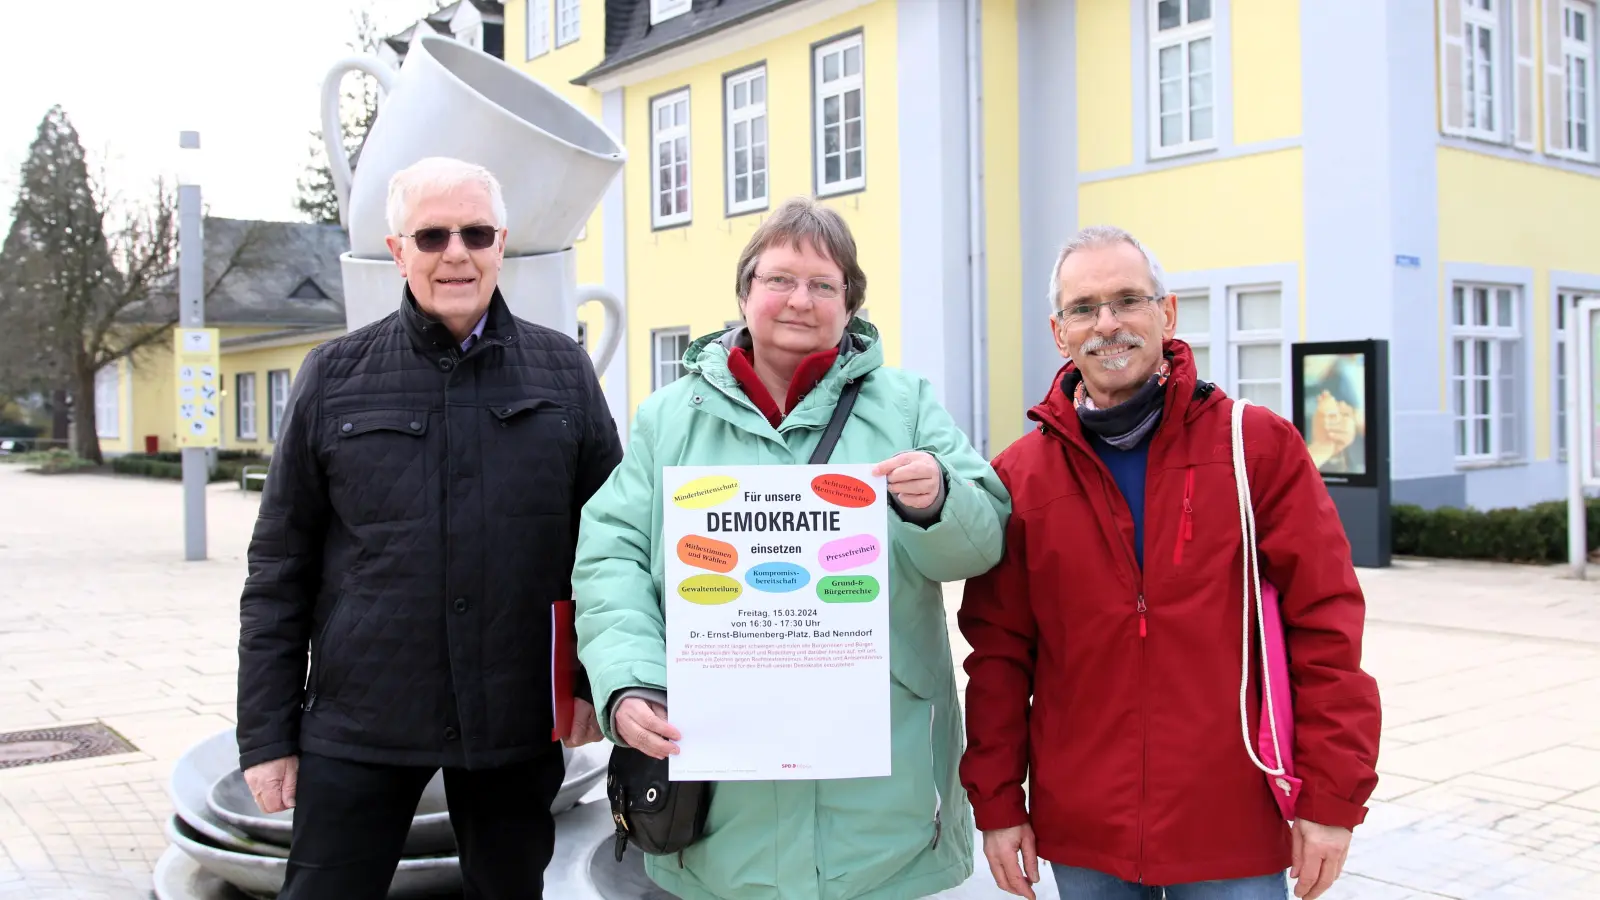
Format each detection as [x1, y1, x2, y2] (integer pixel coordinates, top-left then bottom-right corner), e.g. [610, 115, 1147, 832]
[460, 313, 488, 352]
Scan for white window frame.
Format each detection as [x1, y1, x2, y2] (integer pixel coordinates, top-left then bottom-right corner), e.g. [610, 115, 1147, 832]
[556, 0, 580, 47]
[652, 328, 691, 389]
[236, 372, 258, 441]
[725, 65, 769, 215]
[268, 369, 291, 443]
[94, 364, 119, 439]
[1149, 0, 1218, 159]
[651, 89, 692, 228]
[1462, 0, 1502, 140]
[650, 0, 691, 25]
[1450, 283, 1524, 463]
[526, 0, 551, 59]
[1561, 0, 1597, 159]
[1556, 291, 1584, 460]
[1173, 290, 1214, 383]
[813, 33, 866, 196]
[1227, 285, 1286, 415]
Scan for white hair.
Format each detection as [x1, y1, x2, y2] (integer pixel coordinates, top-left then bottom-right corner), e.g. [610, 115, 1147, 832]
[385, 156, 507, 235]
[1047, 225, 1167, 310]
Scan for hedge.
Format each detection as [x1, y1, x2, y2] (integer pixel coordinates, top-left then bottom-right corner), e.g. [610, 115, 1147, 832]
[1391, 499, 1600, 564]
[111, 452, 268, 484]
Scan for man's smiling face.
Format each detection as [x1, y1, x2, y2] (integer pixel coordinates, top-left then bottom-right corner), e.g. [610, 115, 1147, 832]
[384, 180, 505, 340]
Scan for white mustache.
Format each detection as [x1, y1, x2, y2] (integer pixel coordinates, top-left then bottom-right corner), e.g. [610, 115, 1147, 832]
[1079, 332, 1146, 355]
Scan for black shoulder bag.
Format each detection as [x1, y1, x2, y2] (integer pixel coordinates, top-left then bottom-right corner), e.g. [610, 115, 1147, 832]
[607, 376, 866, 862]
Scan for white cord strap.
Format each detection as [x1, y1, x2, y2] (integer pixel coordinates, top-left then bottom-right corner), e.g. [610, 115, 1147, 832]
[1232, 399, 1285, 777]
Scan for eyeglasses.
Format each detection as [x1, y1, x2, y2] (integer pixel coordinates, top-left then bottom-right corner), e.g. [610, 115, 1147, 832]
[402, 225, 499, 253]
[1053, 294, 1160, 327]
[754, 272, 846, 301]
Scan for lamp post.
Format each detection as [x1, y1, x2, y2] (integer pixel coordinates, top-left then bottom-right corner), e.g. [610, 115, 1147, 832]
[178, 130, 207, 561]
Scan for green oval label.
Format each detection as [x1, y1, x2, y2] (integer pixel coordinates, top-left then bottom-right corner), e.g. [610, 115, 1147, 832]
[816, 575, 880, 603]
[677, 574, 743, 605]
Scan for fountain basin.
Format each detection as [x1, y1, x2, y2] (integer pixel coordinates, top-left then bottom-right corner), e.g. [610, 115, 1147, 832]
[174, 728, 611, 859]
[164, 814, 461, 899]
[207, 768, 454, 857]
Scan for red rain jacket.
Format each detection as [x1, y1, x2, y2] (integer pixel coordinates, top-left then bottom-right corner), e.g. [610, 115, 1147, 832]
[958, 341, 1381, 886]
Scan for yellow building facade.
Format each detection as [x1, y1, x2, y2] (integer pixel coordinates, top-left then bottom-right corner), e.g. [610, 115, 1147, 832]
[513, 0, 1025, 457]
[93, 219, 348, 458]
[501, 0, 1597, 507]
[97, 2, 1593, 511]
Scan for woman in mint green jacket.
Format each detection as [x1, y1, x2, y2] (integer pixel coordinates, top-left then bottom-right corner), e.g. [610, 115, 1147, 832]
[572, 197, 1011, 900]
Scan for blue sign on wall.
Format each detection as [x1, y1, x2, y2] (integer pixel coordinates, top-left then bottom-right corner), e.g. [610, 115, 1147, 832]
[1394, 254, 1421, 268]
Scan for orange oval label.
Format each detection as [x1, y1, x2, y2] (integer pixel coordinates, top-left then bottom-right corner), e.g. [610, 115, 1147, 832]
[811, 473, 876, 509]
[677, 535, 738, 573]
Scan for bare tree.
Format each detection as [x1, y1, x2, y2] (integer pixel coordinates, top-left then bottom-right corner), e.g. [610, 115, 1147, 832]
[294, 8, 385, 225]
[0, 106, 262, 464]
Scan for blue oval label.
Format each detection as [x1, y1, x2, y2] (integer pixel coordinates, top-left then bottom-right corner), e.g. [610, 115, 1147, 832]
[745, 561, 811, 593]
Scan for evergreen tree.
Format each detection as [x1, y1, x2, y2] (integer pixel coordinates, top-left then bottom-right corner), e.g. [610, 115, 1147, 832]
[0, 106, 167, 463]
[294, 9, 384, 225]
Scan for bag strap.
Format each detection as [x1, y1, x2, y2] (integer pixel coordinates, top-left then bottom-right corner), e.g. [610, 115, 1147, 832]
[809, 376, 864, 465]
[1231, 399, 1286, 777]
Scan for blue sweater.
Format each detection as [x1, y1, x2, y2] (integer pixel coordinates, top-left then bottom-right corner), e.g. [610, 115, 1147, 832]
[1089, 433, 1152, 568]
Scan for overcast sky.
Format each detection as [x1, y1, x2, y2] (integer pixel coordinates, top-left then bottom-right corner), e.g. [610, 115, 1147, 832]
[0, 0, 440, 230]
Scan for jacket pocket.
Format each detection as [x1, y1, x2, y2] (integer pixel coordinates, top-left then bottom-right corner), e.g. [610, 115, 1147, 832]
[484, 400, 577, 518]
[1172, 466, 1195, 566]
[302, 588, 354, 712]
[327, 410, 431, 526]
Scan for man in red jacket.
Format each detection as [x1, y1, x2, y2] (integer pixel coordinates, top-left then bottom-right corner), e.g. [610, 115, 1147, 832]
[958, 226, 1381, 900]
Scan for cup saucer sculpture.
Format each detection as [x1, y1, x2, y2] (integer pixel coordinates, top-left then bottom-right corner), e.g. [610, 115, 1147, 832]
[155, 727, 615, 899]
[324, 33, 628, 369]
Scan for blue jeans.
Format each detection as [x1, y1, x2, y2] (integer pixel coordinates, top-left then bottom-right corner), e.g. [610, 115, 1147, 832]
[1050, 864, 1287, 900]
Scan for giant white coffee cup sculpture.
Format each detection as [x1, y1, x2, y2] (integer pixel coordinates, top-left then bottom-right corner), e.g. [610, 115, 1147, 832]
[324, 33, 625, 370]
[154, 34, 633, 900]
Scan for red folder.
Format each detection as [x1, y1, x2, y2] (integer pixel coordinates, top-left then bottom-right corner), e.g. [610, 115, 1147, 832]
[551, 599, 576, 741]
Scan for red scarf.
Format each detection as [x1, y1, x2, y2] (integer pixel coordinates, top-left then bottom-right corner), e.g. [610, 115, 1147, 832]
[727, 346, 841, 428]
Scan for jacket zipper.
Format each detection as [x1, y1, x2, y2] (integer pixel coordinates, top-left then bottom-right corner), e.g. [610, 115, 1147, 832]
[1136, 605, 1148, 883]
[1044, 421, 1152, 881]
[930, 704, 943, 849]
[303, 647, 321, 711]
[1172, 467, 1194, 566]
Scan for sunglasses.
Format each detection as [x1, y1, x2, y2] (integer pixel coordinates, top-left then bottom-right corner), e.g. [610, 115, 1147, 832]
[402, 225, 499, 253]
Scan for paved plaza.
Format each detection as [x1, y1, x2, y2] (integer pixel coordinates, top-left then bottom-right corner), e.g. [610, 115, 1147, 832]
[0, 462, 1597, 898]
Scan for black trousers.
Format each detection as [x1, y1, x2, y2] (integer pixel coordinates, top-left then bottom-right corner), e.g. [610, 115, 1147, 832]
[279, 744, 565, 900]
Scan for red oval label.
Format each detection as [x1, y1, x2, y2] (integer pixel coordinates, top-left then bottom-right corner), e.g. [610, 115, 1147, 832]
[811, 473, 876, 509]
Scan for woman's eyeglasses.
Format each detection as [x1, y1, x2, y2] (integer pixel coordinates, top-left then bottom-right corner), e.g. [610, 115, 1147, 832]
[401, 225, 499, 253]
[754, 272, 845, 301]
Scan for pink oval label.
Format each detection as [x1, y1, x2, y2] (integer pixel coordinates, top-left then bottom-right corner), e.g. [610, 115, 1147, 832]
[817, 533, 881, 572]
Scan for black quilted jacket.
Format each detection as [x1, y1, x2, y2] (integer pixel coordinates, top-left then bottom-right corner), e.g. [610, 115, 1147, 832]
[236, 287, 622, 770]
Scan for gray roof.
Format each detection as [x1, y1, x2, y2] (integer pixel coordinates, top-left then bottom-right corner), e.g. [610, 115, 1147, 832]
[430, 1, 506, 25]
[574, 0, 804, 85]
[141, 218, 349, 327]
[220, 325, 347, 350]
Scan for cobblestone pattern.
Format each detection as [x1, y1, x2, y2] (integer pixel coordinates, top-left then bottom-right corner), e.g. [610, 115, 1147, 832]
[2, 466, 1599, 898]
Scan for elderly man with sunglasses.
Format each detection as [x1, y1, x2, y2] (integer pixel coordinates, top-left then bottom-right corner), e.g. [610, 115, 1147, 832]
[235, 156, 621, 899]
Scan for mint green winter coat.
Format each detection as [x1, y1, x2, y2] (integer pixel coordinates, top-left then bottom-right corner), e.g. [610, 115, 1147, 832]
[573, 320, 1011, 900]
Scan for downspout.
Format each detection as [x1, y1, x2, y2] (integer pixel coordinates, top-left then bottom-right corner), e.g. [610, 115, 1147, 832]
[965, 0, 989, 457]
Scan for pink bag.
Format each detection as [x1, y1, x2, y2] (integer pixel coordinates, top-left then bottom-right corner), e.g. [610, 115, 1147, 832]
[1231, 400, 1302, 822]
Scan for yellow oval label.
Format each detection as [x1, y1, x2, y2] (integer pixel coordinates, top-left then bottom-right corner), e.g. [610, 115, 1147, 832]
[677, 574, 743, 605]
[672, 474, 740, 510]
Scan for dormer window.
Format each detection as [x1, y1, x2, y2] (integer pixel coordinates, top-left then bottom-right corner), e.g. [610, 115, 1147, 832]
[651, 0, 691, 26]
[289, 278, 329, 301]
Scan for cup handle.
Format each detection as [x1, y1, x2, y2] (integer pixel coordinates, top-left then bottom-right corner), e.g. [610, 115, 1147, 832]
[575, 284, 624, 375]
[320, 55, 399, 229]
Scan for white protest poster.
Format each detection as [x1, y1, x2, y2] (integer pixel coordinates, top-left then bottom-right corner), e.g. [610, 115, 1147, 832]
[662, 464, 891, 781]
